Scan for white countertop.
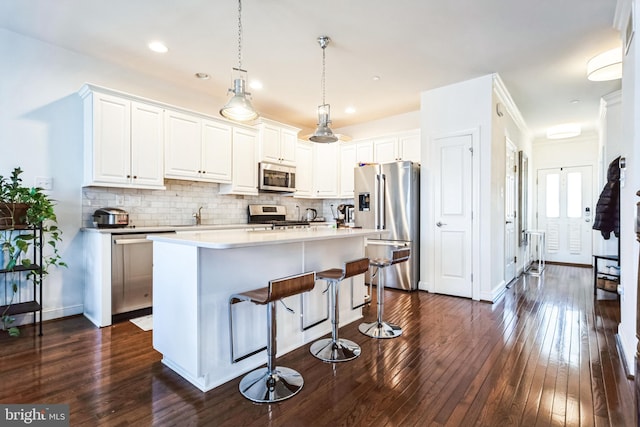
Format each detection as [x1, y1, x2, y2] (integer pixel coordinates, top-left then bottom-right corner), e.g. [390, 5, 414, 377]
[147, 227, 383, 249]
[81, 222, 336, 234]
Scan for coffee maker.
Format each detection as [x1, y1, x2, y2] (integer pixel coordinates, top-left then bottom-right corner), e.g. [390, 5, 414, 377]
[337, 204, 355, 227]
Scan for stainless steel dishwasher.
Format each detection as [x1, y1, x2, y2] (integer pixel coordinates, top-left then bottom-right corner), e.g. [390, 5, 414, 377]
[111, 232, 170, 315]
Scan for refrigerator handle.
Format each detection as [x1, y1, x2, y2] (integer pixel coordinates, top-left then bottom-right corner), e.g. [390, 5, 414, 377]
[375, 174, 380, 229]
[380, 173, 386, 229]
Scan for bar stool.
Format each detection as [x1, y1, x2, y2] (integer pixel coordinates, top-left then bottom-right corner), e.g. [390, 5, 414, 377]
[359, 248, 411, 339]
[228, 271, 315, 403]
[309, 257, 369, 362]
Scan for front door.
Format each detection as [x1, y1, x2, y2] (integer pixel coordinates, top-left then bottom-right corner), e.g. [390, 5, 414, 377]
[433, 133, 473, 298]
[537, 166, 593, 264]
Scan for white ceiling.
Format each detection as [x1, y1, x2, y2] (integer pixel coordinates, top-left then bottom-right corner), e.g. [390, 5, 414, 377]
[0, 0, 622, 138]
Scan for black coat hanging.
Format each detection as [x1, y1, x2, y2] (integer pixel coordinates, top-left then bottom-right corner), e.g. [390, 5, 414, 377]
[592, 156, 620, 239]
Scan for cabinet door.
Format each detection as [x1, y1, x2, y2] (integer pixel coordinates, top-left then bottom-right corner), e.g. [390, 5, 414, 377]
[339, 143, 357, 198]
[280, 129, 298, 165]
[164, 110, 201, 179]
[201, 119, 232, 183]
[295, 141, 313, 197]
[131, 102, 164, 187]
[356, 141, 374, 164]
[313, 143, 338, 198]
[220, 127, 258, 195]
[374, 137, 399, 163]
[91, 93, 131, 185]
[260, 124, 281, 164]
[399, 132, 420, 163]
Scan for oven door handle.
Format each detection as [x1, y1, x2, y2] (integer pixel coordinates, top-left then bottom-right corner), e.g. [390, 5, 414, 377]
[113, 238, 151, 245]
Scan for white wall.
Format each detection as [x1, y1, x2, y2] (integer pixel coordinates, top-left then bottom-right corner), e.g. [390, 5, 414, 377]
[614, 0, 640, 376]
[335, 111, 420, 140]
[420, 74, 493, 301]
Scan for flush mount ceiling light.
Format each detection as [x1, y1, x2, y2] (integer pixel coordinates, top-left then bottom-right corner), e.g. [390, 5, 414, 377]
[220, 0, 258, 122]
[546, 123, 581, 139]
[587, 47, 622, 81]
[309, 36, 338, 143]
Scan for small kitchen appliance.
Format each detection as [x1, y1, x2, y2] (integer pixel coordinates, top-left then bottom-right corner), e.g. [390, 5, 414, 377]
[93, 207, 129, 228]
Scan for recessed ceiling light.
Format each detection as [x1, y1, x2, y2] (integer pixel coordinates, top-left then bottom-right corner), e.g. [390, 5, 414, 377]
[570, 99, 580, 104]
[194, 72, 210, 80]
[546, 123, 581, 139]
[249, 80, 263, 90]
[148, 41, 168, 53]
[372, 75, 381, 81]
[345, 106, 356, 114]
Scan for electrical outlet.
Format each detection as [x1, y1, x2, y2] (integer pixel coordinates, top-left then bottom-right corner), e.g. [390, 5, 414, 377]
[35, 176, 53, 190]
[115, 195, 125, 206]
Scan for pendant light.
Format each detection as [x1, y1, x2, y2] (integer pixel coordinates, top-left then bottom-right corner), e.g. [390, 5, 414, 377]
[309, 36, 338, 143]
[220, 0, 258, 122]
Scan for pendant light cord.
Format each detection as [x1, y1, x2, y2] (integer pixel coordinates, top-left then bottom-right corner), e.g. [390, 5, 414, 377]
[237, 0, 243, 70]
[321, 43, 326, 105]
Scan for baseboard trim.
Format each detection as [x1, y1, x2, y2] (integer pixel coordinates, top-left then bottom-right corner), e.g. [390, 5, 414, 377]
[615, 333, 635, 380]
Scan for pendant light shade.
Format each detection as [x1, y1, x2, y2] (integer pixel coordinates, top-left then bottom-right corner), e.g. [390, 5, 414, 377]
[220, 0, 258, 122]
[310, 36, 338, 143]
[221, 68, 258, 121]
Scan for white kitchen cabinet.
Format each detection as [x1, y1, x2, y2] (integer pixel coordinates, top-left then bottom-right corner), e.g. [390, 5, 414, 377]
[164, 109, 232, 183]
[219, 126, 259, 195]
[258, 120, 299, 166]
[312, 143, 339, 198]
[356, 141, 374, 164]
[372, 130, 420, 163]
[339, 143, 357, 198]
[294, 140, 313, 198]
[80, 85, 165, 189]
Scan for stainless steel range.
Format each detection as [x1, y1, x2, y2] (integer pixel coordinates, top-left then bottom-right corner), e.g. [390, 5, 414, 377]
[248, 204, 310, 229]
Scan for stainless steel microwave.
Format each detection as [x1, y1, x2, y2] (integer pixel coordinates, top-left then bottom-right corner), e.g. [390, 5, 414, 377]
[258, 162, 296, 192]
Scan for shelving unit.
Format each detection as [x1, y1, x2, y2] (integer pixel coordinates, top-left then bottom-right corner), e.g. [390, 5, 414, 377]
[593, 254, 619, 298]
[0, 224, 43, 336]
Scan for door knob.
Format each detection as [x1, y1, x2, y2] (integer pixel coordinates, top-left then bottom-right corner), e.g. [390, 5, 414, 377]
[436, 221, 446, 227]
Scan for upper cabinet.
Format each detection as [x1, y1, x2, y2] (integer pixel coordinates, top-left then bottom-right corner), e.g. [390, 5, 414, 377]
[80, 85, 165, 189]
[164, 109, 232, 183]
[312, 143, 339, 198]
[294, 141, 313, 198]
[339, 143, 357, 198]
[258, 119, 300, 166]
[219, 126, 259, 196]
[371, 130, 420, 164]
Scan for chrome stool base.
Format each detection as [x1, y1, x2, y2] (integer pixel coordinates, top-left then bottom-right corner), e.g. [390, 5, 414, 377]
[238, 366, 303, 403]
[358, 320, 402, 339]
[310, 338, 361, 362]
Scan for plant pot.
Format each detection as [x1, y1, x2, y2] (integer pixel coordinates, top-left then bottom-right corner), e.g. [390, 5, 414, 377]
[0, 203, 29, 229]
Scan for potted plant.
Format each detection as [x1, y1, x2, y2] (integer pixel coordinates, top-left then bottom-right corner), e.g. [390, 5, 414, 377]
[0, 167, 66, 336]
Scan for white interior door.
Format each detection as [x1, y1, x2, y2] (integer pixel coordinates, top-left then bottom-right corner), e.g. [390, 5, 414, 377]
[433, 134, 473, 298]
[537, 166, 593, 264]
[505, 139, 517, 283]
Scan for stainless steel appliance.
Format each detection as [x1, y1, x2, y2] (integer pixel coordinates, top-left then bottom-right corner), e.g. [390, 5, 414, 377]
[111, 231, 172, 317]
[93, 207, 129, 228]
[248, 204, 310, 229]
[354, 161, 420, 290]
[258, 162, 296, 193]
[337, 204, 355, 227]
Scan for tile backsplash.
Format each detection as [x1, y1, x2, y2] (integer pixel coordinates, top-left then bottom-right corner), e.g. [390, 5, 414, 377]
[82, 180, 350, 228]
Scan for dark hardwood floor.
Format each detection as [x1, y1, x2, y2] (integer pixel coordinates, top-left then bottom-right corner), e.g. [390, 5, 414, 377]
[0, 264, 634, 426]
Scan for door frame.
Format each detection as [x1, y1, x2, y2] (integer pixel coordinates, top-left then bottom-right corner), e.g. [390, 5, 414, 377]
[505, 138, 518, 284]
[421, 127, 480, 300]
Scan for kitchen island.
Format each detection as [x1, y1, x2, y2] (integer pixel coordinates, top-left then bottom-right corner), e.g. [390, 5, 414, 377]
[148, 227, 383, 392]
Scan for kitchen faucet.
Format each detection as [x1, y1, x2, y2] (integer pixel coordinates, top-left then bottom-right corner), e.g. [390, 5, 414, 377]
[193, 206, 203, 225]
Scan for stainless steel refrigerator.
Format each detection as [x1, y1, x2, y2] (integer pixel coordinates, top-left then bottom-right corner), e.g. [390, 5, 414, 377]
[354, 161, 419, 290]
